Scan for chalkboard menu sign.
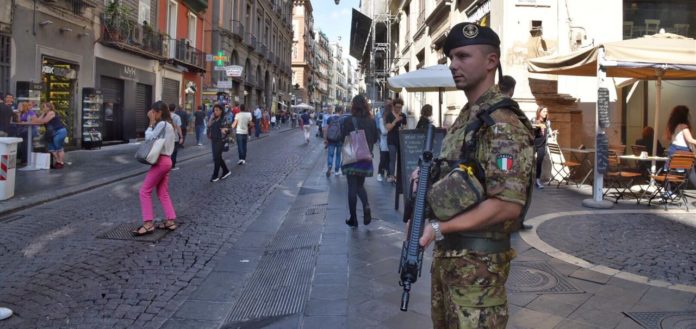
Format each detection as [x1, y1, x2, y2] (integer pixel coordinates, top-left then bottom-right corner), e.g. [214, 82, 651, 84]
[596, 133, 609, 174]
[398, 128, 447, 198]
[598, 87, 610, 129]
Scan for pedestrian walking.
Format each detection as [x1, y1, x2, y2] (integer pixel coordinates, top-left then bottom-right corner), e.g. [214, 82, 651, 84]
[133, 101, 178, 235]
[416, 23, 534, 329]
[194, 105, 206, 146]
[342, 95, 379, 227]
[416, 104, 433, 129]
[532, 106, 551, 190]
[175, 106, 189, 146]
[168, 104, 184, 170]
[207, 104, 231, 182]
[377, 105, 390, 181]
[253, 105, 263, 138]
[31, 102, 68, 169]
[301, 110, 311, 144]
[324, 108, 343, 177]
[385, 98, 407, 183]
[232, 104, 252, 165]
[0, 93, 14, 137]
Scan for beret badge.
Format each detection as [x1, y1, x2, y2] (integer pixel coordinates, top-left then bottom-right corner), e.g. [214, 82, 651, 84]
[462, 24, 479, 39]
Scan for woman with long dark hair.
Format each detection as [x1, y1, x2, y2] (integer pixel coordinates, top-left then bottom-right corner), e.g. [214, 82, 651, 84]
[665, 105, 696, 157]
[342, 95, 379, 227]
[208, 104, 231, 182]
[533, 106, 550, 189]
[133, 101, 177, 235]
[32, 102, 68, 169]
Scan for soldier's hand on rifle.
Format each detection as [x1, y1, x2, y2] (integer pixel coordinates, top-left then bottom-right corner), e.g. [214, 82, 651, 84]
[420, 223, 435, 248]
[410, 168, 420, 193]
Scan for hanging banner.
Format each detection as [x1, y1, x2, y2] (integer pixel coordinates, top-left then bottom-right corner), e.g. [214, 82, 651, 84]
[225, 65, 244, 78]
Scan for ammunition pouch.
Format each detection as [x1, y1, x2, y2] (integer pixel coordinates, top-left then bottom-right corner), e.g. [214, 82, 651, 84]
[427, 164, 485, 221]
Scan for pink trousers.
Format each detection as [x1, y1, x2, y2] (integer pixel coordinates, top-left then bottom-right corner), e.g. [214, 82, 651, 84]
[139, 155, 176, 222]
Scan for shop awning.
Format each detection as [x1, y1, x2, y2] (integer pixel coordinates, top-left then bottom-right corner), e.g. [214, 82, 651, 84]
[349, 8, 372, 60]
[528, 33, 696, 79]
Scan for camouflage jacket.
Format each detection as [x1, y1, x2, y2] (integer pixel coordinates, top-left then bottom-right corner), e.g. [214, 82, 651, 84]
[433, 85, 534, 256]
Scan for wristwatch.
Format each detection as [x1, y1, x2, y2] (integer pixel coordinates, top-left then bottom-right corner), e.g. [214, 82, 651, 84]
[431, 221, 444, 241]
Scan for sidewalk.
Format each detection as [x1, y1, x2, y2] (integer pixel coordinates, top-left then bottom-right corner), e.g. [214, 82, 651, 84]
[0, 126, 293, 217]
[172, 141, 696, 329]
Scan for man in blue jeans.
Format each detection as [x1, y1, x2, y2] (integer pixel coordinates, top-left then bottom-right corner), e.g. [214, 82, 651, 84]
[323, 108, 343, 177]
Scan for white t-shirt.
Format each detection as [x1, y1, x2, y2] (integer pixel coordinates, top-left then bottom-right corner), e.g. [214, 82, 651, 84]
[235, 112, 253, 135]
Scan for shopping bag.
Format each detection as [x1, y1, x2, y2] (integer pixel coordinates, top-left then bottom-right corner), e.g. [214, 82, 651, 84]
[341, 117, 372, 165]
[135, 123, 167, 165]
[32, 152, 51, 170]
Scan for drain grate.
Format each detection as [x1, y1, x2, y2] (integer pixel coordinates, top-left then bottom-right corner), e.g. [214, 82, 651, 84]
[96, 223, 173, 242]
[224, 246, 317, 323]
[305, 204, 327, 216]
[267, 232, 321, 251]
[298, 187, 324, 195]
[507, 261, 583, 294]
[624, 311, 696, 329]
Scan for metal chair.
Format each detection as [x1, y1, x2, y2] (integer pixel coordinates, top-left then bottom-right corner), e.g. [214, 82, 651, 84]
[674, 23, 690, 36]
[645, 19, 660, 35]
[631, 145, 646, 156]
[648, 151, 695, 210]
[547, 142, 581, 188]
[604, 150, 642, 203]
[623, 21, 634, 39]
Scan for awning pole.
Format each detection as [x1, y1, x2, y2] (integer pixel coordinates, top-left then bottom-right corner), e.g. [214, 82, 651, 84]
[438, 88, 443, 127]
[651, 69, 664, 174]
[583, 47, 613, 209]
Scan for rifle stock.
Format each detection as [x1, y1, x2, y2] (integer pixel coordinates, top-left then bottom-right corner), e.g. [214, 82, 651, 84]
[398, 124, 434, 312]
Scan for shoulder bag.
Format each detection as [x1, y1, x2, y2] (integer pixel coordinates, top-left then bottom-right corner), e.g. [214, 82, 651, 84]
[135, 122, 167, 165]
[342, 117, 373, 165]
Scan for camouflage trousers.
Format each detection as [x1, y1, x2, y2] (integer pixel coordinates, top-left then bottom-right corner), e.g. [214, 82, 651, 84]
[431, 249, 514, 329]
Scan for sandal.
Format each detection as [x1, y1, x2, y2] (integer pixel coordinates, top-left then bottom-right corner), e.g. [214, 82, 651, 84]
[157, 220, 178, 231]
[132, 223, 155, 236]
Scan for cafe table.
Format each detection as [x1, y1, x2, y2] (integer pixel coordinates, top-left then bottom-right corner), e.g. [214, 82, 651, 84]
[618, 154, 669, 203]
[13, 122, 44, 171]
[561, 147, 596, 186]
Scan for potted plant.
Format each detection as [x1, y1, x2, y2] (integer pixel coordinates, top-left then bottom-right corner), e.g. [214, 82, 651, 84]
[104, 1, 133, 42]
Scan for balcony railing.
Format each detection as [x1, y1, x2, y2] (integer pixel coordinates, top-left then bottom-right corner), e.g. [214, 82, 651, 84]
[173, 39, 206, 71]
[259, 43, 267, 58]
[101, 16, 165, 59]
[246, 33, 257, 49]
[231, 20, 244, 39]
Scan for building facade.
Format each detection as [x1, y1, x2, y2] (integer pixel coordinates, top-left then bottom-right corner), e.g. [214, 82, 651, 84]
[383, 0, 696, 152]
[315, 31, 330, 111]
[209, 0, 293, 112]
[291, 0, 316, 108]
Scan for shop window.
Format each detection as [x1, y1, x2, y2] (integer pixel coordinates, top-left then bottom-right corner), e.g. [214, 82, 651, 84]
[623, 0, 695, 39]
[42, 58, 78, 146]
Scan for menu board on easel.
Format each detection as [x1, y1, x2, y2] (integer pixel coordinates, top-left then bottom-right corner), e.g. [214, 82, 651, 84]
[81, 88, 103, 149]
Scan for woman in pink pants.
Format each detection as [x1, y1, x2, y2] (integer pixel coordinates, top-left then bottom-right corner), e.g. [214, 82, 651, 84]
[133, 101, 177, 236]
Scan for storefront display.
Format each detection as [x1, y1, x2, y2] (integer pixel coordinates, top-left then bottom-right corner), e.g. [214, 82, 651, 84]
[81, 88, 103, 149]
[42, 58, 78, 146]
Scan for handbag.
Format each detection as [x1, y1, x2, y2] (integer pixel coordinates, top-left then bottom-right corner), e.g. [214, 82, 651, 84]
[135, 122, 167, 165]
[342, 117, 373, 165]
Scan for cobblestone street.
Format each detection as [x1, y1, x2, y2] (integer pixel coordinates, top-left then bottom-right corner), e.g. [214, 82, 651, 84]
[0, 129, 318, 329]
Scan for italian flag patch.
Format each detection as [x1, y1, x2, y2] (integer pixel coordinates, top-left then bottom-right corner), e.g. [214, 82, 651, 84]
[496, 154, 513, 172]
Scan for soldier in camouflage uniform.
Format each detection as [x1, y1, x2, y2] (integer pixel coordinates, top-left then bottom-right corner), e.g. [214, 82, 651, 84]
[417, 23, 534, 329]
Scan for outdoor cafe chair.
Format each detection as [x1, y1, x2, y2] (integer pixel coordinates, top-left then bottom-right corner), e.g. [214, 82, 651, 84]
[603, 150, 642, 203]
[547, 142, 580, 188]
[647, 151, 695, 211]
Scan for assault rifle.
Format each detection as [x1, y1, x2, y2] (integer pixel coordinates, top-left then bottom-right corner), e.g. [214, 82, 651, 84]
[398, 124, 435, 312]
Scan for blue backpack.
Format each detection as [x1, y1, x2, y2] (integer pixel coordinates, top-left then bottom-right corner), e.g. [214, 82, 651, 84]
[326, 115, 343, 142]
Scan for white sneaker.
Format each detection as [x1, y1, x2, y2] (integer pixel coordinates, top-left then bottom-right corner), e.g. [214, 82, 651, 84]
[376, 174, 383, 182]
[241, 160, 246, 165]
[237, 160, 244, 165]
[171, 167, 180, 171]
[197, 143, 203, 146]
[335, 171, 342, 176]
[0, 307, 12, 320]
[221, 171, 232, 180]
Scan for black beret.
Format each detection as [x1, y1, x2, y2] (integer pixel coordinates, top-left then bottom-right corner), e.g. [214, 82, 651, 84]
[444, 23, 501, 57]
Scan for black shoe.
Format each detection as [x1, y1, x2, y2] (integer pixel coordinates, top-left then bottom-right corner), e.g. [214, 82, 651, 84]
[521, 224, 533, 230]
[363, 207, 372, 225]
[345, 218, 358, 227]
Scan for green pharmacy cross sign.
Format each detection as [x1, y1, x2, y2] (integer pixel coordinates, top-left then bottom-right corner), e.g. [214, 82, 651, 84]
[214, 51, 229, 66]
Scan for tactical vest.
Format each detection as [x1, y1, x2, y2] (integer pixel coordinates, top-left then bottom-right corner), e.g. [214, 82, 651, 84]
[438, 98, 535, 253]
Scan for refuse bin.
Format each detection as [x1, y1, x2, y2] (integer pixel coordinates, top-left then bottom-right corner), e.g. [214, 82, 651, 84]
[0, 137, 23, 200]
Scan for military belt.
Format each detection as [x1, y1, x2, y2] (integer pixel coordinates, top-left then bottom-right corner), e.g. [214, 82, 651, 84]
[437, 235, 510, 253]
